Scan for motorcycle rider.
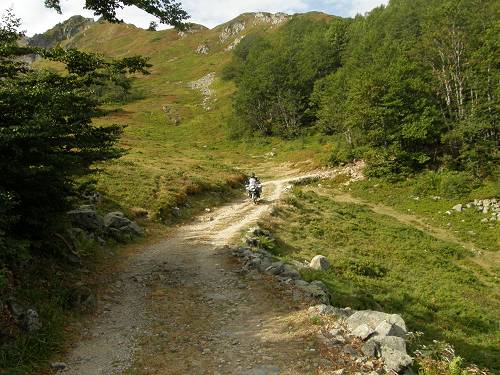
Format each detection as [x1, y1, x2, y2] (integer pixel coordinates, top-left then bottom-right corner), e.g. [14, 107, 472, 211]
[246, 172, 262, 198]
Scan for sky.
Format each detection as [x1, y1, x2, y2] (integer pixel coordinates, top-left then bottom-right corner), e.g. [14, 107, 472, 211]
[0, 0, 389, 36]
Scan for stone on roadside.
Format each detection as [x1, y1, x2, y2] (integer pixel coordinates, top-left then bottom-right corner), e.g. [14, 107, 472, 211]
[362, 340, 380, 358]
[51, 362, 68, 370]
[374, 320, 402, 338]
[309, 255, 330, 270]
[104, 211, 143, 236]
[452, 204, 463, 212]
[280, 264, 301, 279]
[346, 311, 407, 338]
[265, 262, 284, 275]
[351, 323, 375, 340]
[67, 207, 104, 231]
[380, 346, 412, 372]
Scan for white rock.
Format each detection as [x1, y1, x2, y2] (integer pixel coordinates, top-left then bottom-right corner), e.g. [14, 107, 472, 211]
[309, 255, 330, 270]
[351, 323, 375, 340]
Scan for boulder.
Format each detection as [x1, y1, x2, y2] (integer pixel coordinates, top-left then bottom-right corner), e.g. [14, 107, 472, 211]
[351, 323, 375, 340]
[346, 310, 407, 338]
[67, 207, 104, 231]
[452, 204, 463, 212]
[103, 211, 129, 228]
[265, 262, 284, 276]
[309, 255, 330, 270]
[374, 320, 403, 338]
[308, 304, 353, 318]
[362, 340, 380, 358]
[257, 257, 273, 273]
[104, 211, 143, 236]
[375, 335, 407, 353]
[380, 346, 412, 372]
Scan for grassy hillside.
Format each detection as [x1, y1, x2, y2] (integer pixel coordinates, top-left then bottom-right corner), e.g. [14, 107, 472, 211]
[264, 180, 499, 370]
[33, 13, 333, 220]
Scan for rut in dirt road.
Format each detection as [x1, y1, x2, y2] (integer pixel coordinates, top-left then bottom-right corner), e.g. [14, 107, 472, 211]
[57, 175, 338, 375]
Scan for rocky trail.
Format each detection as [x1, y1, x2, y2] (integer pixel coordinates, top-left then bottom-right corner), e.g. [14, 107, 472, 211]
[55, 173, 349, 375]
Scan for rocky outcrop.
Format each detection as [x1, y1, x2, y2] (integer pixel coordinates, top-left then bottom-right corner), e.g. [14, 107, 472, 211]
[252, 12, 289, 26]
[28, 15, 94, 48]
[196, 43, 210, 54]
[188, 72, 216, 110]
[225, 35, 245, 51]
[311, 305, 413, 373]
[446, 198, 499, 222]
[219, 21, 246, 44]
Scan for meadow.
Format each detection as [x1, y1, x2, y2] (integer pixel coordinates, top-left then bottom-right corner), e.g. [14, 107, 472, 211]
[264, 181, 499, 371]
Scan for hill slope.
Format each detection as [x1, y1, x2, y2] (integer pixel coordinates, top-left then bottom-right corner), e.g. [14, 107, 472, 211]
[32, 12, 331, 220]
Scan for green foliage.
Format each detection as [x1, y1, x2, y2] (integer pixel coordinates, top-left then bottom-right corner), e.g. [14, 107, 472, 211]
[413, 171, 480, 199]
[0, 12, 150, 259]
[227, 0, 499, 176]
[226, 16, 349, 137]
[271, 185, 499, 370]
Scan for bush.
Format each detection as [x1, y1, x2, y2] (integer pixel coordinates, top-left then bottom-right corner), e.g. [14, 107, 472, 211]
[413, 171, 480, 199]
[328, 142, 354, 166]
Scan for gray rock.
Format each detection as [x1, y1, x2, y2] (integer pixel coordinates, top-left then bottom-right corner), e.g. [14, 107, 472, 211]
[351, 323, 375, 340]
[374, 320, 402, 338]
[452, 204, 463, 212]
[308, 304, 353, 318]
[281, 264, 301, 279]
[51, 362, 68, 370]
[346, 310, 407, 338]
[295, 281, 330, 304]
[362, 340, 380, 358]
[375, 336, 407, 353]
[23, 309, 42, 332]
[67, 208, 104, 231]
[104, 211, 143, 236]
[332, 370, 345, 375]
[311, 280, 329, 292]
[265, 262, 284, 275]
[104, 211, 128, 228]
[381, 346, 412, 372]
[309, 255, 330, 270]
[257, 257, 273, 272]
[246, 257, 262, 270]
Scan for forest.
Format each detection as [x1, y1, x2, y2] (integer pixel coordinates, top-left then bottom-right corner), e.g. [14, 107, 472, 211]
[224, 0, 498, 178]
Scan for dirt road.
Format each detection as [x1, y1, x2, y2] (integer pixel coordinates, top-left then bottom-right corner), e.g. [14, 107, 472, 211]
[57, 176, 331, 375]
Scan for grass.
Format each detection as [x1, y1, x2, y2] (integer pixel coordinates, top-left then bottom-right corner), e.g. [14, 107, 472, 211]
[346, 173, 499, 252]
[32, 18, 333, 219]
[266, 185, 499, 371]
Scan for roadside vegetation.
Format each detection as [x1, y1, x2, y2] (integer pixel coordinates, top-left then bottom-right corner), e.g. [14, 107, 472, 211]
[263, 181, 498, 371]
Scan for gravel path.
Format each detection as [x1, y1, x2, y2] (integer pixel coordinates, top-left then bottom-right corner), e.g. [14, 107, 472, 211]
[57, 175, 339, 375]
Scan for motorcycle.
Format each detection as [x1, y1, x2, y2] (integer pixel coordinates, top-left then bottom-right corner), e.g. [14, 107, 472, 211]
[246, 183, 262, 204]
